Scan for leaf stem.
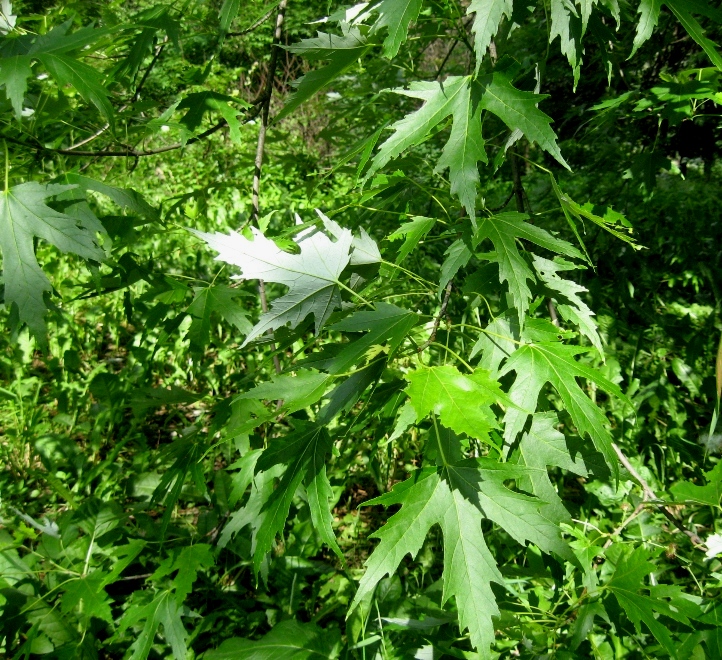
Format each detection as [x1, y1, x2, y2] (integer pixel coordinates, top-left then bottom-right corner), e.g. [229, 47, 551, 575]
[428, 341, 474, 373]
[336, 280, 373, 307]
[381, 259, 436, 289]
[450, 322, 524, 346]
[4, 140, 8, 192]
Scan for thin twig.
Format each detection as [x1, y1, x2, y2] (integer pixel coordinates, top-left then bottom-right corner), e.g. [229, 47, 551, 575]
[65, 39, 168, 151]
[251, 0, 288, 377]
[418, 281, 453, 353]
[225, 3, 279, 37]
[612, 443, 707, 550]
[603, 502, 645, 549]
[487, 188, 515, 213]
[547, 299, 560, 326]
[5, 99, 266, 160]
[510, 151, 562, 326]
[510, 152, 526, 215]
[131, 40, 167, 105]
[435, 39, 458, 80]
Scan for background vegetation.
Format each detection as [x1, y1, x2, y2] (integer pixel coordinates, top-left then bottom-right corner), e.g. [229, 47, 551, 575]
[0, 0, 721, 658]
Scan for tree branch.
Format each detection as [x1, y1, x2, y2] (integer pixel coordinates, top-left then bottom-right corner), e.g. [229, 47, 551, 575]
[612, 443, 707, 550]
[4, 102, 264, 159]
[418, 281, 453, 354]
[225, 3, 279, 38]
[64, 39, 168, 152]
[251, 0, 288, 377]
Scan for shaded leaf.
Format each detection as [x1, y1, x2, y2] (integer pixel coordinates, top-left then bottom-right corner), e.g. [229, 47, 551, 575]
[670, 462, 722, 508]
[510, 412, 588, 522]
[39, 52, 114, 125]
[500, 341, 630, 477]
[60, 572, 113, 624]
[277, 27, 369, 121]
[203, 619, 341, 659]
[472, 212, 583, 325]
[0, 183, 105, 339]
[186, 285, 253, 354]
[178, 91, 249, 144]
[606, 546, 691, 656]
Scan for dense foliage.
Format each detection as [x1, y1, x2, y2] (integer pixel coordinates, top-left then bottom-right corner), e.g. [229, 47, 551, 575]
[1, 0, 721, 658]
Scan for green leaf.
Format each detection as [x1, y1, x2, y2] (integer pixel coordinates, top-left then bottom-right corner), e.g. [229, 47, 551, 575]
[27, 22, 114, 57]
[59, 173, 159, 222]
[510, 412, 588, 522]
[350, 468, 501, 654]
[447, 459, 574, 560]
[388, 216, 435, 264]
[0, 55, 32, 119]
[606, 547, 690, 656]
[550, 0, 584, 87]
[0, 182, 105, 339]
[250, 424, 335, 572]
[277, 27, 370, 121]
[439, 238, 472, 296]
[477, 71, 569, 168]
[352, 460, 571, 655]
[666, 0, 722, 70]
[469, 311, 520, 370]
[405, 365, 505, 441]
[100, 540, 146, 587]
[318, 210, 382, 265]
[38, 52, 114, 125]
[670, 462, 722, 508]
[238, 370, 332, 414]
[203, 619, 342, 659]
[120, 590, 187, 660]
[549, 173, 637, 253]
[500, 342, 630, 477]
[532, 255, 603, 354]
[178, 91, 249, 144]
[371, 0, 423, 58]
[472, 212, 584, 325]
[219, 0, 240, 33]
[366, 77, 487, 217]
[218, 463, 283, 549]
[321, 302, 418, 374]
[467, 0, 513, 71]
[186, 284, 253, 354]
[306, 458, 343, 560]
[193, 217, 356, 345]
[150, 428, 206, 538]
[151, 543, 214, 603]
[60, 572, 113, 623]
[632, 0, 662, 56]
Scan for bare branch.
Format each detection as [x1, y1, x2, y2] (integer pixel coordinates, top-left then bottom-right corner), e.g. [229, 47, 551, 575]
[225, 3, 279, 38]
[250, 0, 288, 377]
[612, 443, 708, 550]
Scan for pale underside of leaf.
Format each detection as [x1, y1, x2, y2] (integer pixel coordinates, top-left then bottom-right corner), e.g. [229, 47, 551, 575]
[193, 222, 353, 344]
